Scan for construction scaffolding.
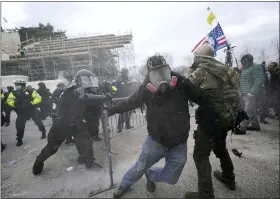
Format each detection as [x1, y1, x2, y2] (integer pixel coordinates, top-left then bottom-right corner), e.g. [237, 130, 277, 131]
[1, 30, 135, 82]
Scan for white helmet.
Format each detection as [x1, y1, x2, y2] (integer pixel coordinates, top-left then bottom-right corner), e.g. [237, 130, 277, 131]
[14, 79, 26, 84]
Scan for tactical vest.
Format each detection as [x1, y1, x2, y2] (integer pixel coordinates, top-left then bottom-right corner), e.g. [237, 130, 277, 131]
[194, 67, 240, 130]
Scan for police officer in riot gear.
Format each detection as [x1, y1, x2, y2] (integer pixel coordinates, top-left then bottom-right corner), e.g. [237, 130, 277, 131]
[32, 69, 111, 175]
[107, 55, 218, 199]
[7, 79, 46, 146]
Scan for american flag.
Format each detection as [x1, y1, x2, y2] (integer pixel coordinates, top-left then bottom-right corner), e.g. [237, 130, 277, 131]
[192, 23, 227, 53]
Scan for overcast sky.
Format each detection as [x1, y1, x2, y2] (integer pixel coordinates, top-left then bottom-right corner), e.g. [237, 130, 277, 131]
[1, 1, 279, 67]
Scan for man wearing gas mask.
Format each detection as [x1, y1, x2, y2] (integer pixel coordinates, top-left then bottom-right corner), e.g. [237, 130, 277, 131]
[107, 55, 219, 199]
[6, 79, 46, 146]
[32, 69, 112, 175]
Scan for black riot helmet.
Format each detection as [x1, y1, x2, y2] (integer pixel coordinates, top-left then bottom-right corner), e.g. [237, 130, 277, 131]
[74, 69, 99, 89]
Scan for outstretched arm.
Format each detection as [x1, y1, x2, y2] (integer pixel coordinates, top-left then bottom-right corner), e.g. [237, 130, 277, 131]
[107, 86, 145, 116]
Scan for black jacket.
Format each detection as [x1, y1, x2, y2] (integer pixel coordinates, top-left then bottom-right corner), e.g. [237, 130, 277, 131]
[108, 72, 217, 148]
[56, 85, 108, 130]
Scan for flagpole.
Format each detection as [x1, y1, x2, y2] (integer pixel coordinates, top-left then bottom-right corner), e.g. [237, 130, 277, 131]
[207, 7, 239, 67]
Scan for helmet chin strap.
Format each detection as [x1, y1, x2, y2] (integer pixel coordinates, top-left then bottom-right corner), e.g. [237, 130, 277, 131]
[146, 76, 177, 93]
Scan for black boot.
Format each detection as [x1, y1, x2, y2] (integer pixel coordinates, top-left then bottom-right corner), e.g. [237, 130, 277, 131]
[65, 138, 74, 145]
[247, 126, 260, 131]
[16, 139, 23, 147]
[5, 123, 9, 126]
[77, 156, 85, 164]
[126, 125, 134, 129]
[185, 192, 200, 199]
[145, 173, 156, 193]
[113, 186, 130, 199]
[234, 128, 246, 135]
[41, 131, 46, 139]
[213, 170, 236, 191]
[260, 117, 269, 124]
[92, 135, 102, 141]
[32, 160, 44, 175]
[1, 143, 6, 152]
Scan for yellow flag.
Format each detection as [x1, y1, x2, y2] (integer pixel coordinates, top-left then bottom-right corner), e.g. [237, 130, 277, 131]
[207, 11, 216, 25]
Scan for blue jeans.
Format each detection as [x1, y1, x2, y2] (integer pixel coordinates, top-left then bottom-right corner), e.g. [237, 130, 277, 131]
[120, 136, 187, 189]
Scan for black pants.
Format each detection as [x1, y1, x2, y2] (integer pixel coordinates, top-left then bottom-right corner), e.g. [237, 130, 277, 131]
[117, 111, 132, 131]
[35, 121, 94, 164]
[193, 125, 234, 199]
[87, 112, 101, 138]
[16, 108, 45, 140]
[3, 107, 11, 124]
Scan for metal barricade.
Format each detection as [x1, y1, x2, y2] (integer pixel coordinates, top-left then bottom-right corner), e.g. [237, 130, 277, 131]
[89, 97, 147, 197]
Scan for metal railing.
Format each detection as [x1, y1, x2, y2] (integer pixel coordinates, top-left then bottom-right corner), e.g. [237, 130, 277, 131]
[89, 97, 146, 197]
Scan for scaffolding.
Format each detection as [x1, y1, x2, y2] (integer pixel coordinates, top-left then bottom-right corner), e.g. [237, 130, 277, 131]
[1, 30, 135, 82]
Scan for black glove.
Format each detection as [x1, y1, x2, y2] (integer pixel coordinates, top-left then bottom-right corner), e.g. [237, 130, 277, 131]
[106, 108, 115, 116]
[105, 93, 112, 101]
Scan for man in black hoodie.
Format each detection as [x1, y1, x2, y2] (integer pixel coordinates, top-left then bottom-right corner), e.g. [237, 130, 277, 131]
[107, 55, 218, 199]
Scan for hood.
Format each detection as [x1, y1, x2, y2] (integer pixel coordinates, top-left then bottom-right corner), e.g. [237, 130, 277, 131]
[196, 56, 229, 83]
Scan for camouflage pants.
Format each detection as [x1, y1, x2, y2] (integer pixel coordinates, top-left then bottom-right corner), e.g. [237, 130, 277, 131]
[36, 121, 94, 165]
[193, 125, 234, 199]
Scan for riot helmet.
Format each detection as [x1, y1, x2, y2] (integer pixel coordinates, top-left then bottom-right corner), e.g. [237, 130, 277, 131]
[75, 69, 99, 94]
[13, 79, 26, 90]
[146, 55, 172, 92]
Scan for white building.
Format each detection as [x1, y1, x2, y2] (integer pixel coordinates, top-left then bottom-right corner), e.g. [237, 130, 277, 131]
[1, 31, 21, 60]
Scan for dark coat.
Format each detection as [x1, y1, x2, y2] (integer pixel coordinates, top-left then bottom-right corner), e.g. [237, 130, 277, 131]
[108, 72, 217, 148]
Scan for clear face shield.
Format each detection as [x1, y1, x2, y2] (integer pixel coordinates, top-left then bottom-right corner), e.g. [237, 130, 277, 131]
[148, 66, 172, 92]
[79, 75, 99, 88]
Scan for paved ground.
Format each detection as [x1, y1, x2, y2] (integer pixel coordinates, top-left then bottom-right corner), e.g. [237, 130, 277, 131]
[1, 108, 279, 198]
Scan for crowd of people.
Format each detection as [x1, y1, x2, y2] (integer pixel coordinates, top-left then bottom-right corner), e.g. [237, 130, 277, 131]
[1, 42, 279, 199]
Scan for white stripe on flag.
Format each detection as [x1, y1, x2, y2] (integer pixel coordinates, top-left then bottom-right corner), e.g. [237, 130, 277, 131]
[192, 37, 207, 52]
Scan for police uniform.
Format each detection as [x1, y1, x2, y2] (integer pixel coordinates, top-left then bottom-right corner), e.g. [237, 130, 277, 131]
[7, 81, 46, 146]
[32, 70, 111, 175]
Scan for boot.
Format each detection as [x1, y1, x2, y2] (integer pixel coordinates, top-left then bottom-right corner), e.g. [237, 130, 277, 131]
[247, 126, 260, 131]
[92, 135, 102, 141]
[145, 173, 156, 193]
[113, 186, 130, 199]
[260, 117, 269, 124]
[77, 156, 85, 164]
[32, 160, 44, 175]
[41, 131, 46, 139]
[1, 143, 6, 152]
[213, 170, 236, 191]
[65, 138, 74, 145]
[233, 128, 246, 135]
[185, 192, 200, 199]
[126, 125, 134, 130]
[85, 161, 93, 169]
[5, 123, 9, 126]
[117, 128, 122, 134]
[16, 139, 23, 147]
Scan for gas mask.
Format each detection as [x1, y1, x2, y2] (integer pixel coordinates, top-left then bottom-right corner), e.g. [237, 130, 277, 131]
[146, 65, 177, 93]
